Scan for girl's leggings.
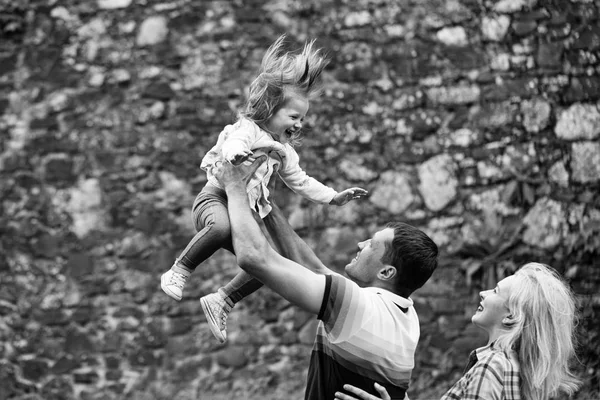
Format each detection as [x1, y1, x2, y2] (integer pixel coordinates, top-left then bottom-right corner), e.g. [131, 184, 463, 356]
[176, 184, 263, 304]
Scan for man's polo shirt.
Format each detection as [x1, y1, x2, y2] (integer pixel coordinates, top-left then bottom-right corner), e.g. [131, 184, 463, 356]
[305, 274, 419, 400]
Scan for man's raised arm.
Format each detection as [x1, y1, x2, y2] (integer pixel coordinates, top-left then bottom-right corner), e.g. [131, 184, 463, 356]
[263, 202, 338, 276]
[212, 157, 326, 314]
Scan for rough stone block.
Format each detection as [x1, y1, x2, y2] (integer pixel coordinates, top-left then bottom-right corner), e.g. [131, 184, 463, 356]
[370, 171, 415, 214]
[523, 197, 566, 249]
[521, 98, 551, 133]
[20, 359, 49, 381]
[571, 141, 600, 183]
[426, 85, 480, 106]
[216, 346, 249, 369]
[571, 24, 600, 51]
[41, 153, 76, 184]
[418, 154, 458, 211]
[536, 42, 563, 68]
[555, 103, 600, 140]
[136, 16, 169, 46]
[562, 76, 600, 103]
[482, 15, 511, 41]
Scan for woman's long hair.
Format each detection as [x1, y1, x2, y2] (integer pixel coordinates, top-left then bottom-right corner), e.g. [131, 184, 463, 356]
[240, 34, 328, 146]
[495, 262, 581, 400]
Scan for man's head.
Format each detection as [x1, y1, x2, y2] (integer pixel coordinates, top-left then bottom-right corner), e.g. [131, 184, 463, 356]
[345, 222, 438, 297]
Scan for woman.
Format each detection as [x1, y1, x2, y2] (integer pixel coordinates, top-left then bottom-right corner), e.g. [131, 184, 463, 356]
[335, 262, 581, 400]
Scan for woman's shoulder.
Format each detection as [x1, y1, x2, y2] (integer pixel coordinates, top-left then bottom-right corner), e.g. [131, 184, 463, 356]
[476, 346, 520, 374]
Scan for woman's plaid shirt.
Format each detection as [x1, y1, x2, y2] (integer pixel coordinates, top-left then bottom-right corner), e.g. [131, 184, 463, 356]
[441, 342, 521, 400]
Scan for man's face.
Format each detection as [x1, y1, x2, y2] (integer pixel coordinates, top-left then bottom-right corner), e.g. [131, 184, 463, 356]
[344, 228, 394, 286]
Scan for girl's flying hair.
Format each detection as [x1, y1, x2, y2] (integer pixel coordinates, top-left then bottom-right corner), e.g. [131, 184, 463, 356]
[495, 262, 581, 400]
[240, 35, 329, 145]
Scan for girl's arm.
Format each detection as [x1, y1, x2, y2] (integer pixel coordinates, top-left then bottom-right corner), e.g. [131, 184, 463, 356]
[277, 148, 338, 203]
[330, 187, 369, 206]
[278, 148, 368, 205]
[221, 122, 257, 164]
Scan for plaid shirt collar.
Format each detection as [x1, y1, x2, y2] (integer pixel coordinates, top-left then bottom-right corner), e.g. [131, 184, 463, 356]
[473, 342, 494, 363]
[441, 341, 521, 400]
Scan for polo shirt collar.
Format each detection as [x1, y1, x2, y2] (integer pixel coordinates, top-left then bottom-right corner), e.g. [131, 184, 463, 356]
[365, 286, 414, 309]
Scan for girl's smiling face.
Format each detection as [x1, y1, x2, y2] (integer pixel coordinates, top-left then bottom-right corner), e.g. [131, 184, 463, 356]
[472, 275, 517, 340]
[263, 93, 309, 141]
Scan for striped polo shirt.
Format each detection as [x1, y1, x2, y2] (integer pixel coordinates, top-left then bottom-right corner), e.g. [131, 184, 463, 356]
[305, 274, 419, 400]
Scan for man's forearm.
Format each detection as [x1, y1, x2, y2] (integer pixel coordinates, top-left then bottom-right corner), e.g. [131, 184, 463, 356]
[223, 182, 272, 272]
[215, 157, 327, 314]
[263, 204, 334, 275]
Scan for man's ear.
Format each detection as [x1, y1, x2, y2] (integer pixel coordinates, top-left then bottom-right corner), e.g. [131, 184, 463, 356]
[377, 266, 397, 281]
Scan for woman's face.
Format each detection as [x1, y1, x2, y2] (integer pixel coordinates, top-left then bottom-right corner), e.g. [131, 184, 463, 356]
[471, 275, 518, 336]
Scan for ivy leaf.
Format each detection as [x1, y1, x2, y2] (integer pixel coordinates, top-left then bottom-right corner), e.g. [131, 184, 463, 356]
[464, 260, 482, 287]
[501, 180, 519, 204]
[521, 182, 535, 206]
[454, 242, 494, 259]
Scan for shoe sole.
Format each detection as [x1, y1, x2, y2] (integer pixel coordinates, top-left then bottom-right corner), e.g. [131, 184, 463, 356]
[200, 296, 227, 344]
[160, 273, 182, 302]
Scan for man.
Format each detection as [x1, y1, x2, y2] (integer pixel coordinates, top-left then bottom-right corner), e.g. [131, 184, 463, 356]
[212, 156, 438, 400]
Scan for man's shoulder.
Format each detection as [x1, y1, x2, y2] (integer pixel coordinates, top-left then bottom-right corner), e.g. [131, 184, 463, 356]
[328, 273, 361, 293]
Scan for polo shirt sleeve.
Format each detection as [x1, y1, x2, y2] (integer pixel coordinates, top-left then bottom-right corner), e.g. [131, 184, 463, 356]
[317, 274, 370, 342]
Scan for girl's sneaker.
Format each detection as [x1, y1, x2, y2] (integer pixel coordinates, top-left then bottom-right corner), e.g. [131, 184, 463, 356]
[160, 269, 189, 301]
[200, 289, 233, 343]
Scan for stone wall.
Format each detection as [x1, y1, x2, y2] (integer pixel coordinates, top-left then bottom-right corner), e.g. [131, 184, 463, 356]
[0, 0, 599, 399]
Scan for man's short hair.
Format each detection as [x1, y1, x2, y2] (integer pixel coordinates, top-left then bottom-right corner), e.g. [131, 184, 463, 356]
[381, 222, 438, 294]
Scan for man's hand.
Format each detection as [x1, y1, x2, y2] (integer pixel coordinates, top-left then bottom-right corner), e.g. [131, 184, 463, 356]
[330, 187, 369, 206]
[212, 155, 267, 189]
[334, 383, 391, 400]
[225, 149, 254, 165]
[258, 142, 287, 158]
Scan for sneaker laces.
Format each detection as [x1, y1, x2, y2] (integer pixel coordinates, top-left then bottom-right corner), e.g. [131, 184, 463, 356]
[213, 296, 232, 330]
[168, 271, 187, 290]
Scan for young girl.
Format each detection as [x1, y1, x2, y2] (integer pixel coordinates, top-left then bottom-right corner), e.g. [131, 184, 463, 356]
[160, 35, 368, 343]
[336, 262, 581, 400]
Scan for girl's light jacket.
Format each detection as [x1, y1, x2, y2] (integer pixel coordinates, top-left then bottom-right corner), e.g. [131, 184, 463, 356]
[201, 118, 337, 218]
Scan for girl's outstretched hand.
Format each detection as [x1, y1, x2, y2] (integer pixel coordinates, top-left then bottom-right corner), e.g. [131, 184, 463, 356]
[330, 187, 368, 206]
[334, 383, 391, 400]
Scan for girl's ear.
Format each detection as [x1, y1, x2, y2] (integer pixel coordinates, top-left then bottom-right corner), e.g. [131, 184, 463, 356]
[377, 266, 397, 281]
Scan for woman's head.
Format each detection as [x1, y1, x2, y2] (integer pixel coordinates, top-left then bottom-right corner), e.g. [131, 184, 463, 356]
[475, 262, 580, 400]
[240, 35, 329, 145]
[471, 274, 515, 338]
